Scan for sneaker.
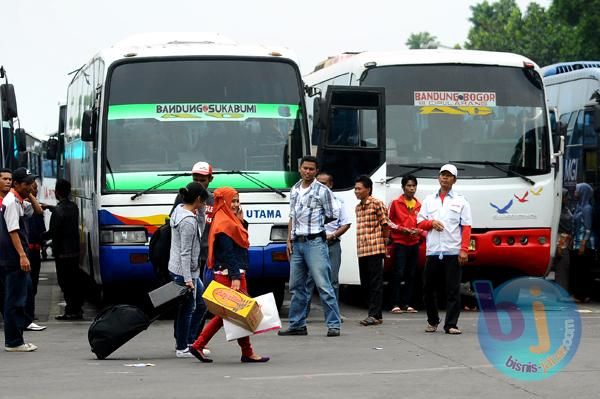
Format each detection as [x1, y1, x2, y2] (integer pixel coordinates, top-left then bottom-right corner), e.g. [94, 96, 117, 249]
[445, 327, 462, 335]
[424, 323, 438, 333]
[25, 322, 47, 331]
[277, 326, 308, 336]
[326, 328, 340, 337]
[188, 345, 213, 363]
[176, 348, 195, 358]
[5, 343, 37, 352]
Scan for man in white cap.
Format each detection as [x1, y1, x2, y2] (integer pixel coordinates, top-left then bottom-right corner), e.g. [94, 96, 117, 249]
[170, 161, 214, 357]
[417, 164, 472, 335]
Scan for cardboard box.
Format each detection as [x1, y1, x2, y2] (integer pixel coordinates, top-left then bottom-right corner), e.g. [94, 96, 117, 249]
[202, 280, 263, 332]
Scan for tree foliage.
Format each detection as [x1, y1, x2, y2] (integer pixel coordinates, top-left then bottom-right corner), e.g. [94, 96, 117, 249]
[465, 0, 600, 66]
[406, 32, 439, 49]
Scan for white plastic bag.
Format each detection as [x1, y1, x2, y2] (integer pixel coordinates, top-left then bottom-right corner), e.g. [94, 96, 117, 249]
[223, 292, 281, 341]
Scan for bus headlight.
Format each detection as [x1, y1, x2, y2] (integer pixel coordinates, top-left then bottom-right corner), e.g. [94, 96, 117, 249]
[270, 225, 288, 242]
[100, 228, 147, 244]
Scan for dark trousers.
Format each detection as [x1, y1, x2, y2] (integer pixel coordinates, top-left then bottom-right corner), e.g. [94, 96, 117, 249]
[569, 248, 593, 301]
[55, 256, 84, 315]
[359, 254, 384, 319]
[25, 249, 41, 320]
[391, 244, 419, 308]
[0, 266, 29, 347]
[423, 255, 461, 331]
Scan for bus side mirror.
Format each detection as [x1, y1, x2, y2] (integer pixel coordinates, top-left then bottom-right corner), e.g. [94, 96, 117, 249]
[311, 97, 327, 145]
[15, 128, 26, 152]
[1, 83, 18, 121]
[46, 138, 58, 160]
[553, 135, 565, 158]
[593, 105, 600, 132]
[81, 109, 97, 142]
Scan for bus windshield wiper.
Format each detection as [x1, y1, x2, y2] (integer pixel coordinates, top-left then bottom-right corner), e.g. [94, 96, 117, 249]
[130, 173, 190, 200]
[449, 161, 535, 186]
[219, 170, 286, 198]
[386, 164, 441, 183]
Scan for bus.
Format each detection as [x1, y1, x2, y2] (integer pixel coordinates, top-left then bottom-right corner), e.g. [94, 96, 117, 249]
[543, 62, 600, 193]
[60, 33, 308, 304]
[305, 50, 561, 287]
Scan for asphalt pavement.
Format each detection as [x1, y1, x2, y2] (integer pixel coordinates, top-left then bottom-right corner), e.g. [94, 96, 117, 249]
[1, 261, 599, 399]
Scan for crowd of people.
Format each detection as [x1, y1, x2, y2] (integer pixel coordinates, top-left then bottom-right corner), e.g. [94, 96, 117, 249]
[1, 155, 594, 357]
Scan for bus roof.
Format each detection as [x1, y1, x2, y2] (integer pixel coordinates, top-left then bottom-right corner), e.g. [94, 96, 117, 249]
[305, 49, 539, 84]
[542, 61, 600, 77]
[86, 32, 300, 69]
[543, 67, 600, 87]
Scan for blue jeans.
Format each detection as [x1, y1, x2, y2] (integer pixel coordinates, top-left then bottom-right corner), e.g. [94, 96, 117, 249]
[305, 240, 341, 315]
[288, 237, 341, 329]
[0, 265, 29, 347]
[170, 273, 206, 350]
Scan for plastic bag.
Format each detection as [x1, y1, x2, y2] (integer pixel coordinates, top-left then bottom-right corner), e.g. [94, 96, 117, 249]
[222, 292, 281, 341]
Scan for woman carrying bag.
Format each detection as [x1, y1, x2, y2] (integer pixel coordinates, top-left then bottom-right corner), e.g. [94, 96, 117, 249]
[189, 187, 269, 363]
[168, 182, 208, 358]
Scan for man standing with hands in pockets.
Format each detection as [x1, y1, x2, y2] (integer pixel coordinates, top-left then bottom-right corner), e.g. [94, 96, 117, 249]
[417, 164, 472, 335]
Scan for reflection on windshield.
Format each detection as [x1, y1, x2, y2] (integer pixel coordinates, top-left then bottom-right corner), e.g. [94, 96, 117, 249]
[106, 117, 297, 173]
[384, 105, 549, 176]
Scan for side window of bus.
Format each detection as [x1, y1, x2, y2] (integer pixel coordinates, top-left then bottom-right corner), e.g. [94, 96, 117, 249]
[571, 111, 584, 146]
[565, 111, 578, 145]
[583, 111, 597, 147]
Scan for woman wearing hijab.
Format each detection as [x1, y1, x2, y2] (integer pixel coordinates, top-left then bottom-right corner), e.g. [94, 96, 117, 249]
[189, 187, 269, 363]
[570, 183, 595, 303]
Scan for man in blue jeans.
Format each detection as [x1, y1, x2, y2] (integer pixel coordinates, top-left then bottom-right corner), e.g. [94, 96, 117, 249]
[278, 156, 342, 337]
[0, 168, 37, 352]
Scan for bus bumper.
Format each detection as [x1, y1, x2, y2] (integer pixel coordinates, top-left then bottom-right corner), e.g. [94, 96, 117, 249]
[99, 245, 153, 284]
[247, 243, 290, 279]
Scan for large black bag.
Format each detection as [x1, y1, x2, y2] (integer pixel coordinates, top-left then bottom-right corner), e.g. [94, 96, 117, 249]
[148, 223, 172, 283]
[88, 304, 151, 360]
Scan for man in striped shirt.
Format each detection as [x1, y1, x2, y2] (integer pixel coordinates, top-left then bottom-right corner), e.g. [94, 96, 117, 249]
[278, 156, 342, 337]
[354, 175, 389, 326]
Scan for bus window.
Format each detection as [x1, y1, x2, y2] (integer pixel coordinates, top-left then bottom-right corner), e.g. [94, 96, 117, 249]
[570, 111, 584, 145]
[583, 111, 597, 147]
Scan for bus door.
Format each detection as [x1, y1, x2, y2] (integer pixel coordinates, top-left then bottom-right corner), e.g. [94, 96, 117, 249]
[314, 86, 386, 193]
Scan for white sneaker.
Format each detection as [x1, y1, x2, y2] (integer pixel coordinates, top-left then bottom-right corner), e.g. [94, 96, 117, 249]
[26, 322, 47, 331]
[202, 348, 211, 356]
[5, 343, 37, 352]
[176, 348, 195, 358]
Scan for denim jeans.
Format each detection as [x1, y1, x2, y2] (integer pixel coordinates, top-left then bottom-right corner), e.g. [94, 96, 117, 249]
[187, 277, 207, 345]
[170, 273, 204, 350]
[0, 265, 29, 347]
[288, 236, 340, 329]
[305, 240, 341, 315]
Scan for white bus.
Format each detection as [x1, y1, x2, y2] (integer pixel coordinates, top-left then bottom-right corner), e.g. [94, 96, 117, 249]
[305, 50, 561, 286]
[61, 33, 309, 303]
[543, 62, 600, 191]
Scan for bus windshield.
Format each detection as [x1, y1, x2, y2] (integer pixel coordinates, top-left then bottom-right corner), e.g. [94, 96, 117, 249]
[104, 59, 305, 191]
[361, 64, 550, 178]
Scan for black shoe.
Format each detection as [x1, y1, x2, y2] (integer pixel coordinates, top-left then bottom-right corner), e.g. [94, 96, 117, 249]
[326, 328, 340, 337]
[277, 326, 308, 336]
[55, 313, 83, 321]
[188, 345, 213, 363]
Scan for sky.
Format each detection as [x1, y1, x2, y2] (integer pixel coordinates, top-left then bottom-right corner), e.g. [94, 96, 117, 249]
[1, 0, 551, 136]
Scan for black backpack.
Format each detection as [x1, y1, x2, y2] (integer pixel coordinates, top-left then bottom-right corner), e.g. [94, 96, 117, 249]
[149, 222, 172, 283]
[148, 215, 196, 283]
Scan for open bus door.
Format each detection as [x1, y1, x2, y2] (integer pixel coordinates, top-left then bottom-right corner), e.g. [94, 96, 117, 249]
[313, 86, 386, 192]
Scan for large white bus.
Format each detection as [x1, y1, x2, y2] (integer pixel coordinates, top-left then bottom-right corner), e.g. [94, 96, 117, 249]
[305, 50, 561, 286]
[543, 62, 600, 191]
[61, 33, 309, 303]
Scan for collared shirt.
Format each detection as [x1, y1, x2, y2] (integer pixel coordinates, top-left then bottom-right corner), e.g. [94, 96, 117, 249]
[4, 189, 25, 232]
[417, 189, 472, 256]
[325, 195, 352, 236]
[355, 196, 389, 257]
[289, 179, 336, 239]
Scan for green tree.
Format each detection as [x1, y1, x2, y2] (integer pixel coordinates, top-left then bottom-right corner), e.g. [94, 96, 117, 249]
[406, 32, 438, 49]
[550, 0, 600, 61]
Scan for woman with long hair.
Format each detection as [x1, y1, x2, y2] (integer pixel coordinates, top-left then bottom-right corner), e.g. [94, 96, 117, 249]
[189, 187, 269, 363]
[570, 183, 595, 303]
[168, 182, 208, 358]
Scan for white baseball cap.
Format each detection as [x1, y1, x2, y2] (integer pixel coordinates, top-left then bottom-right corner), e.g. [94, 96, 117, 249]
[439, 164, 458, 177]
[191, 161, 213, 176]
